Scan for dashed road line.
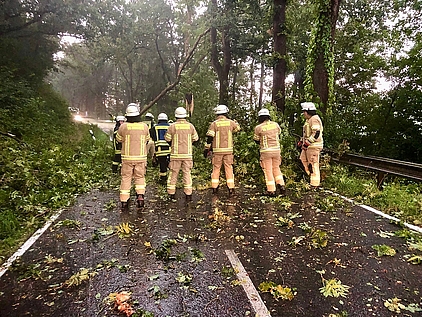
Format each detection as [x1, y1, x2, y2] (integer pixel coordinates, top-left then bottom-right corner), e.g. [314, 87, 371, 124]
[0, 209, 64, 279]
[225, 249, 271, 317]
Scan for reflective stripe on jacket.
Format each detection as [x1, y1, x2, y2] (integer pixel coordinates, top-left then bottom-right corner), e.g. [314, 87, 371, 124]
[253, 120, 281, 153]
[303, 115, 323, 149]
[206, 116, 240, 154]
[113, 129, 122, 154]
[164, 119, 199, 160]
[116, 122, 150, 161]
[152, 123, 170, 157]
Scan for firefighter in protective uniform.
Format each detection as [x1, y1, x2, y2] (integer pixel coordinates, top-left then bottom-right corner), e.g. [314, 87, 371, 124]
[116, 103, 151, 210]
[253, 108, 286, 196]
[112, 115, 125, 173]
[151, 113, 171, 183]
[204, 104, 240, 196]
[165, 107, 199, 201]
[298, 102, 324, 188]
[143, 112, 156, 164]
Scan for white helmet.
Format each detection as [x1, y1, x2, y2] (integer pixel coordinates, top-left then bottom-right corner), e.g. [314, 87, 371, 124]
[126, 103, 140, 116]
[258, 108, 270, 116]
[158, 113, 168, 121]
[175, 107, 187, 118]
[301, 102, 316, 111]
[214, 104, 229, 115]
[145, 112, 154, 119]
[116, 115, 125, 122]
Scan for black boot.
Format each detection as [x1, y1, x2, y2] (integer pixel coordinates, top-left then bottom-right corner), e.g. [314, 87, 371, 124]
[212, 187, 218, 195]
[228, 188, 235, 197]
[265, 191, 276, 197]
[277, 184, 286, 196]
[121, 201, 129, 211]
[185, 194, 192, 202]
[136, 194, 144, 208]
[169, 194, 176, 201]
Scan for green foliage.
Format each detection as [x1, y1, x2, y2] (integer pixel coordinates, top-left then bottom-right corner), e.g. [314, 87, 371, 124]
[310, 229, 329, 249]
[304, 0, 335, 109]
[0, 72, 114, 262]
[372, 244, 396, 257]
[65, 268, 98, 287]
[324, 164, 422, 225]
[259, 281, 295, 301]
[319, 277, 350, 298]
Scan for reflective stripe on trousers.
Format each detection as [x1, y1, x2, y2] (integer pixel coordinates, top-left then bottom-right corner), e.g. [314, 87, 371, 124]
[120, 161, 147, 202]
[211, 153, 235, 189]
[167, 159, 193, 195]
[259, 151, 285, 192]
[299, 147, 321, 187]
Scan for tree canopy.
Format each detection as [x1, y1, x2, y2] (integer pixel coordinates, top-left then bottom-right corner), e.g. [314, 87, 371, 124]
[1, 0, 421, 162]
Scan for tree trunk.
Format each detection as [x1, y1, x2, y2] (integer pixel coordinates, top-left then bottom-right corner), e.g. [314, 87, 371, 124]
[259, 46, 265, 110]
[210, 0, 231, 105]
[311, 0, 342, 113]
[249, 58, 255, 105]
[272, 0, 287, 113]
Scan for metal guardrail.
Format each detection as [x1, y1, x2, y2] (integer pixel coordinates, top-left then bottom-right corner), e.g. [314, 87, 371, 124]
[326, 150, 422, 188]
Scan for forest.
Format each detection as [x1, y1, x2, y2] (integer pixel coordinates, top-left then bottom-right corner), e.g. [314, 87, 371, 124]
[1, 0, 422, 261]
[1, 0, 422, 160]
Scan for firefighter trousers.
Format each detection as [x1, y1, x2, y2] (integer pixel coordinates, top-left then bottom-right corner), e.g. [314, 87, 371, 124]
[300, 147, 321, 187]
[146, 141, 155, 160]
[211, 153, 235, 189]
[112, 153, 122, 172]
[157, 155, 169, 178]
[260, 151, 285, 192]
[120, 161, 147, 202]
[167, 159, 193, 195]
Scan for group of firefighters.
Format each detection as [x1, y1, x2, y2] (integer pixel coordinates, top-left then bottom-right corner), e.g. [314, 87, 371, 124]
[112, 102, 323, 211]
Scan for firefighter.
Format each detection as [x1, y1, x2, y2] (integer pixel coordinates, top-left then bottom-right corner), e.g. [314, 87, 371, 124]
[116, 103, 151, 210]
[143, 112, 156, 165]
[253, 108, 286, 196]
[204, 104, 240, 196]
[164, 107, 199, 202]
[151, 113, 171, 183]
[112, 115, 125, 173]
[298, 102, 324, 188]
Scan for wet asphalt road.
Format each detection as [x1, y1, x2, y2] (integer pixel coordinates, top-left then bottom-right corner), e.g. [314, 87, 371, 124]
[1, 119, 421, 316]
[0, 187, 257, 317]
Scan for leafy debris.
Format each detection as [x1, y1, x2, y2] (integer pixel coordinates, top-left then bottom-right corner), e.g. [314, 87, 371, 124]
[259, 281, 295, 301]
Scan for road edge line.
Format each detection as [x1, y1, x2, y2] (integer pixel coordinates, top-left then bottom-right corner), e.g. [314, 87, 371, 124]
[225, 249, 271, 317]
[327, 190, 422, 234]
[0, 209, 64, 278]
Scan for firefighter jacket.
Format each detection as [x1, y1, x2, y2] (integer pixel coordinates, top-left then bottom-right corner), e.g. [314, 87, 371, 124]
[151, 122, 170, 157]
[113, 123, 122, 154]
[116, 122, 151, 162]
[302, 115, 323, 149]
[164, 119, 199, 160]
[205, 115, 240, 154]
[253, 120, 281, 154]
[142, 119, 154, 130]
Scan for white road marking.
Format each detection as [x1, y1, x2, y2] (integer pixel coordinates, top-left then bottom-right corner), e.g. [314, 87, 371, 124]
[0, 209, 64, 278]
[327, 190, 422, 234]
[225, 249, 271, 317]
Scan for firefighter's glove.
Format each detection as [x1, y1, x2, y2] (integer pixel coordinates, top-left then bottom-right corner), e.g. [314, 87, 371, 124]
[302, 140, 311, 150]
[203, 149, 210, 159]
[296, 141, 303, 152]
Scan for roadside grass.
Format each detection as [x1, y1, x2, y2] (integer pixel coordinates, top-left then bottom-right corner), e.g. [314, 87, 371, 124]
[323, 164, 422, 225]
[0, 123, 114, 265]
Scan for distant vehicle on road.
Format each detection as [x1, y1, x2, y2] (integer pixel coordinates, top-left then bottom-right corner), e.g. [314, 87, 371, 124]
[68, 107, 83, 122]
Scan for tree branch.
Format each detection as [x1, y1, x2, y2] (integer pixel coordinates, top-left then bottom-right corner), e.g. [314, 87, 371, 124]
[139, 28, 210, 115]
